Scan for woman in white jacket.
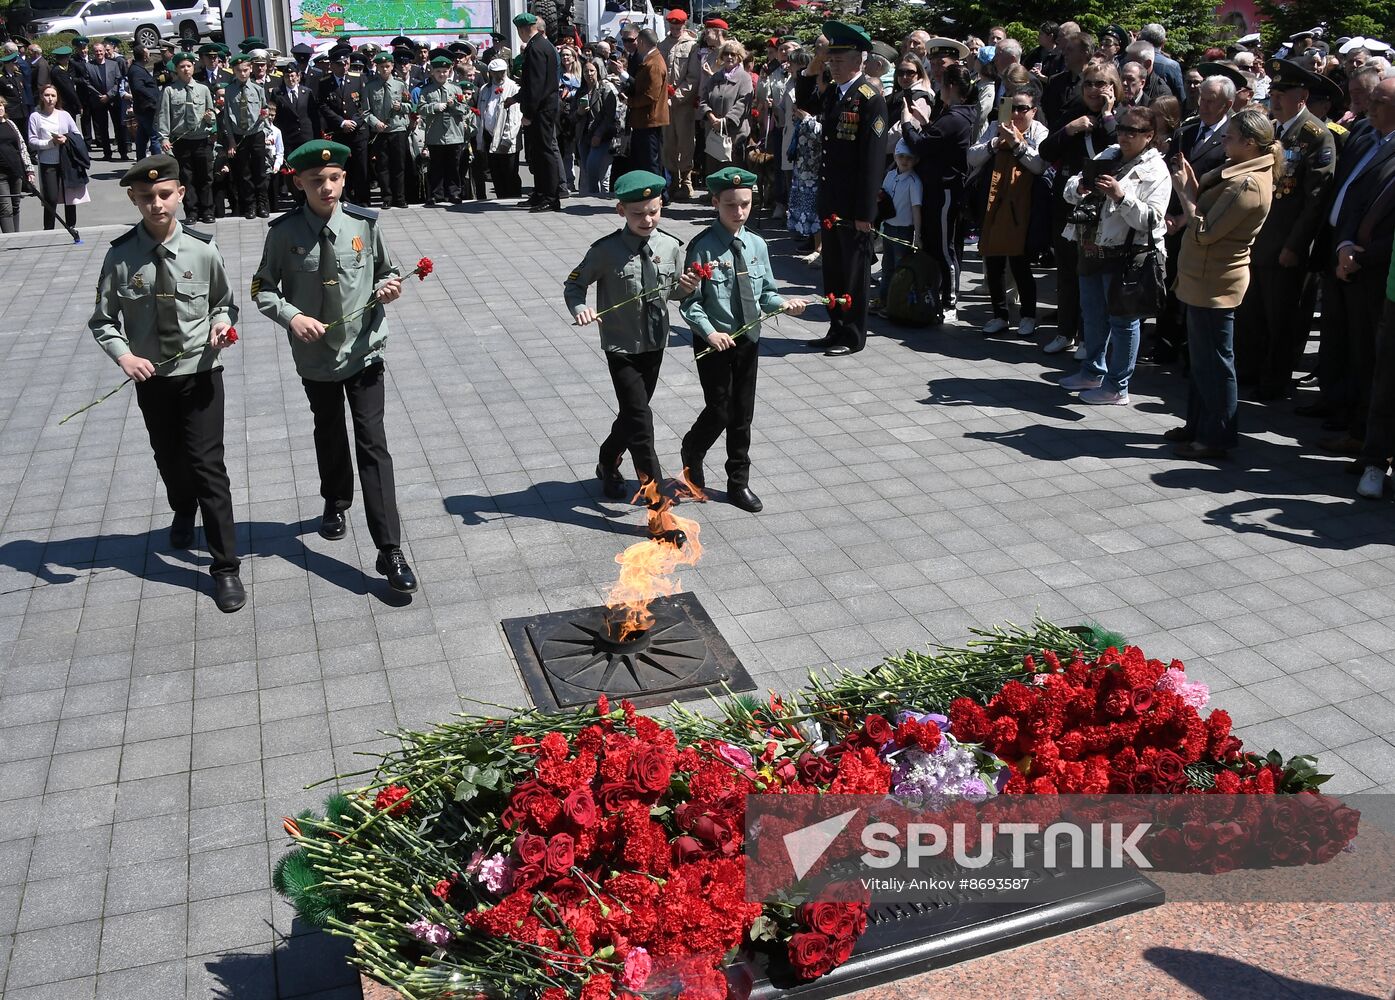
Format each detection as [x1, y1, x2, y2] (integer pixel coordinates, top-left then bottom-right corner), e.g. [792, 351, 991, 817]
[1059, 104, 1171, 406]
[475, 59, 523, 199]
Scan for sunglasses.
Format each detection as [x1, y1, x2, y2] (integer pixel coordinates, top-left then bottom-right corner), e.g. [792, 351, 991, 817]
[1011, 104, 1035, 113]
[1116, 124, 1153, 135]
[1083, 79, 1110, 88]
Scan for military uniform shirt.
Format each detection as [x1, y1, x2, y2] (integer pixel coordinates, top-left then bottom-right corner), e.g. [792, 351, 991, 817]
[222, 78, 267, 137]
[1251, 107, 1335, 268]
[416, 79, 469, 145]
[89, 221, 238, 377]
[564, 227, 685, 355]
[156, 79, 215, 142]
[252, 203, 401, 382]
[362, 75, 409, 132]
[681, 223, 784, 344]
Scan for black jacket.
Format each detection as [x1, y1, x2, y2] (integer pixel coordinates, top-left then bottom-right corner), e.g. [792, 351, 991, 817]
[49, 63, 82, 117]
[797, 71, 887, 222]
[520, 32, 560, 120]
[1039, 113, 1119, 229]
[318, 72, 367, 146]
[1171, 114, 1230, 178]
[127, 62, 160, 117]
[904, 101, 974, 190]
[272, 82, 319, 150]
[0, 116, 29, 179]
[1041, 69, 1082, 132]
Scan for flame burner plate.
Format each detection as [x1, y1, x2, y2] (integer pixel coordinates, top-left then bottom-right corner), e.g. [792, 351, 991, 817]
[502, 591, 757, 711]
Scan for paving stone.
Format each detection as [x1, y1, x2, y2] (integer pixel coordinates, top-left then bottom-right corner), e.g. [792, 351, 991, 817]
[98, 903, 189, 973]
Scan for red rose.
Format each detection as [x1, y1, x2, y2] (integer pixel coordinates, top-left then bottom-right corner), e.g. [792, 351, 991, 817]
[788, 931, 834, 980]
[1152, 750, 1186, 789]
[830, 932, 856, 967]
[796, 901, 843, 937]
[546, 832, 576, 876]
[630, 747, 673, 793]
[515, 832, 547, 865]
[562, 787, 597, 829]
[597, 781, 634, 812]
[513, 862, 545, 891]
[862, 715, 893, 744]
[672, 834, 705, 864]
[1130, 685, 1155, 713]
[1181, 821, 1212, 852]
[1331, 805, 1360, 843]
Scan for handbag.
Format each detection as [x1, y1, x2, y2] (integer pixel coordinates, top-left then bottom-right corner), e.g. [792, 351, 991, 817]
[609, 87, 630, 157]
[705, 121, 733, 163]
[1106, 209, 1165, 318]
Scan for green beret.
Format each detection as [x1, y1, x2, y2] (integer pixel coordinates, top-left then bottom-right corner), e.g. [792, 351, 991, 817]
[172, 51, 196, 66]
[120, 154, 180, 187]
[72, 35, 90, 44]
[0, 53, 17, 64]
[197, 42, 219, 56]
[228, 54, 250, 66]
[430, 54, 452, 67]
[373, 51, 393, 63]
[239, 35, 266, 52]
[823, 20, 872, 53]
[512, 12, 538, 26]
[51, 45, 72, 57]
[103, 35, 121, 44]
[612, 169, 667, 203]
[287, 139, 351, 172]
[705, 166, 758, 193]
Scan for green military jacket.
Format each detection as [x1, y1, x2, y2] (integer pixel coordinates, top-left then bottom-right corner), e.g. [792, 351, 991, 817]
[89, 221, 238, 377]
[681, 223, 784, 346]
[252, 203, 401, 382]
[362, 75, 409, 132]
[222, 77, 267, 139]
[417, 79, 469, 145]
[564, 226, 685, 355]
[156, 79, 216, 143]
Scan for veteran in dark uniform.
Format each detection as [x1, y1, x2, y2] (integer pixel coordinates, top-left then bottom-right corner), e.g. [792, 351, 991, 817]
[87, 155, 244, 612]
[318, 46, 373, 205]
[252, 140, 417, 593]
[795, 21, 887, 357]
[1234, 58, 1336, 399]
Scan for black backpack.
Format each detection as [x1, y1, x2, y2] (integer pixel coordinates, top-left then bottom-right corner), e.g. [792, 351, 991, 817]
[885, 250, 942, 327]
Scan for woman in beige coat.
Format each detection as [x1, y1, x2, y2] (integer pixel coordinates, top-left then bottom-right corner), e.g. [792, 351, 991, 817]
[1165, 108, 1278, 459]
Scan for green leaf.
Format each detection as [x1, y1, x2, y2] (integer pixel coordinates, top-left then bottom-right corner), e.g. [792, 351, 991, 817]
[454, 780, 478, 803]
[476, 767, 502, 790]
[749, 915, 779, 942]
[649, 804, 671, 819]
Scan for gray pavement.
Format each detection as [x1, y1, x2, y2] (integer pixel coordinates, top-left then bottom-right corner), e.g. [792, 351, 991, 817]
[1, 187, 1394, 1000]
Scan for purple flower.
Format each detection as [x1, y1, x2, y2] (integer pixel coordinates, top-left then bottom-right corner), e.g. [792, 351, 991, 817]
[715, 742, 755, 771]
[897, 709, 950, 734]
[477, 852, 514, 894]
[407, 918, 452, 946]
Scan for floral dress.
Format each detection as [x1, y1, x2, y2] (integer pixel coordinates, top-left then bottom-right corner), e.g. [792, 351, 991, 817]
[787, 114, 823, 238]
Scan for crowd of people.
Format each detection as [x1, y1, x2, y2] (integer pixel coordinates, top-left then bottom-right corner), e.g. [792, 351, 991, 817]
[5, 15, 1395, 499]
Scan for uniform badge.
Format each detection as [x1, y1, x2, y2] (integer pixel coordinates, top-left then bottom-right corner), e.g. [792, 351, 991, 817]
[872, 116, 885, 137]
[182, 270, 193, 279]
[132, 273, 144, 290]
[250, 276, 263, 296]
[351, 235, 364, 254]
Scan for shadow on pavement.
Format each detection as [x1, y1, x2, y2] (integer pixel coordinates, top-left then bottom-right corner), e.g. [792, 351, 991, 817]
[1142, 946, 1378, 1000]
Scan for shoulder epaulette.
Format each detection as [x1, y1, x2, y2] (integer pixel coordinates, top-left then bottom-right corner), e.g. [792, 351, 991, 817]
[1327, 121, 1348, 135]
[858, 82, 875, 99]
[110, 225, 139, 247]
[588, 229, 623, 249]
[184, 226, 213, 244]
[268, 207, 299, 228]
[1179, 114, 1200, 128]
[342, 202, 379, 222]
[656, 227, 686, 247]
[1301, 120, 1323, 139]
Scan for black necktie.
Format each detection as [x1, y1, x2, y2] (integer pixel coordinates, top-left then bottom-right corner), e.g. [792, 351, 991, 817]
[319, 227, 342, 320]
[730, 238, 759, 329]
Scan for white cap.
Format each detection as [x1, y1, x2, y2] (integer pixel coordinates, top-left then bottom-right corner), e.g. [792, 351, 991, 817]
[1339, 36, 1368, 54]
[488, 58, 507, 71]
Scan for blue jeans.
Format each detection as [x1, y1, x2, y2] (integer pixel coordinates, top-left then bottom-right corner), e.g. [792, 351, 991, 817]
[581, 143, 612, 194]
[1184, 304, 1238, 448]
[1077, 269, 1141, 394]
[877, 223, 915, 305]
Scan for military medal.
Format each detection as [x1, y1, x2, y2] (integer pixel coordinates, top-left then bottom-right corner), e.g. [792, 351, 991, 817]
[132, 274, 144, 290]
[183, 270, 193, 279]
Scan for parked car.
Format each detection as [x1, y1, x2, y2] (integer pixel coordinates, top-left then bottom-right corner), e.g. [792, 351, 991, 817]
[162, 0, 220, 43]
[30, 0, 173, 50]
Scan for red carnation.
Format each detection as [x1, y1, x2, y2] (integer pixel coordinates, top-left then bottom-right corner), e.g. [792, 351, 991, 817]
[432, 877, 452, 899]
[414, 256, 434, 280]
[373, 784, 412, 816]
[225, 327, 238, 344]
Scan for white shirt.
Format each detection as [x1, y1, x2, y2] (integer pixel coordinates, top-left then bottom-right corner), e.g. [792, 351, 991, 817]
[1278, 111, 1303, 140]
[881, 167, 923, 227]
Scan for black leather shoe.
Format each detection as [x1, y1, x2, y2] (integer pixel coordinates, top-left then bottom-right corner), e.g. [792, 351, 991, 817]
[213, 573, 246, 613]
[808, 336, 834, 348]
[200, 214, 215, 225]
[516, 197, 542, 208]
[681, 452, 705, 490]
[728, 485, 763, 512]
[530, 200, 562, 213]
[256, 207, 269, 218]
[824, 345, 857, 357]
[597, 462, 626, 499]
[243, 211, 256, 220]
[170, 512, 195, 549]
[1161, 426, 1193, 444]
[376, 547, 418, 593]
[320, 509, 347, 540]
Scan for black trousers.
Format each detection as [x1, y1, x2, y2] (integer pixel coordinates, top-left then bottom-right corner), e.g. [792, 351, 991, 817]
[1052, 231, 1081, 339]
[821, 224, 872, 351]
[230, 133, 266, 213]
[683, 336, 758, 487]
[925, 186, 961, 311]
[174, 136, 213, 219]
[600, 350, 664, 482]
[628, 126, 663, 176]
[372, 130, 409, 207]
[1236, 262, 1309, 393]
[90, 98, 128, 157]
[426, 143, 462, 202]
[1360, 298, 1395, 469]
[468, 143, 491, 199]
[985, 255, 1037, 318]
[135, 369, 239, 576]
[38, 162, 76, 231]
[525, 112, 564, 203]
[302, 361, 401, 550]
[489, 150, 522, 198]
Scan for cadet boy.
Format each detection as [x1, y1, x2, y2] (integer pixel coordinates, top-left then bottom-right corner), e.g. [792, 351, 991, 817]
[681, 167, 806, 513]
[362, 51, 410, 209]
[88, 154, 245, 612]
[251, 140, 418, 593]
[417, 54, 470, 205]
[157, 51, 217, 224]
[222, 53, 270, 218]
[565, 170, 699, 500]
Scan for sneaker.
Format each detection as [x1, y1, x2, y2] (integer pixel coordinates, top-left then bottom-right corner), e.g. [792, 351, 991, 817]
[1059, 373, 1104, 392]
[1357, 466, 1386, 499]
[1080, 387, 1130, 406]
[803, 252, 822, 267]
[941, 307, 957, 325]
[1073, 342, 1088, 361]
[1019, 317, 1038, 339]
[1043, 334, 1072, 354]
[982, 317, 1010, 336]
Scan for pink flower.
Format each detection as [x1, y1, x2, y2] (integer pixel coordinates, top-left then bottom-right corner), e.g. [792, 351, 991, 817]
[407, 919, 452, 946]
[478, 852, 514, 894]
[714, 742, 754, 771]
[1156, 667, 1209, 710]
[621, 947, 653, 991]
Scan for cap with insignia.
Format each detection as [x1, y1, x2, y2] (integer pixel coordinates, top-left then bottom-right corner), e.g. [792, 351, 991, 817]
[512, 11, 537, 26]
[312, 54, 329, 63]
[705, 166, 757, 193]
[329, 44, 352, 61]
[228, 53, 250, 66]
[703, 17, 728, 30]
[612, 169, 668, 203]
[0, 53, 17, 64]
[72, 35, 89, 45]
[102, 35, 121, 44]
[120, 154, 180, 187]
[238, 36, 266, 53]
[926, 36, 969, 60]
[373, 51, 393, 64]
[197, 42, 220, 57]
[430, 55, 453, 67]
[287, 139, 351, 172]
[1100, 24, 1128, 45]
[823, 20, 873, 53]
[389, 35, 414, 47]
[171, 51, 196, 66]
[1268, 58, 1326, 92]
[291, 42, 313, 56]
[51, 45, 72, 57]
[393, 46, 415, 62]
[159, 40, 176, 51]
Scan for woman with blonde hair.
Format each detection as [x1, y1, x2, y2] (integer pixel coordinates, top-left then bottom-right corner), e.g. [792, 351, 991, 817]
[700, 39, 754, 171]
[1164, 107, 1278, 458]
